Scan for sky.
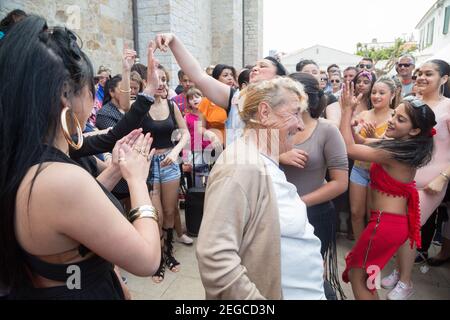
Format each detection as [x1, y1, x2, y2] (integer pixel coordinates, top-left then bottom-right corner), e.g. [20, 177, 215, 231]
[263, 0, 437, 56]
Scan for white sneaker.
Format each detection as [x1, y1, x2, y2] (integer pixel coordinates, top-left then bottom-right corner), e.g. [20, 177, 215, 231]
[381, 269, 400, 289]
[176, 234, 193, 245]
[387, 281, 414, 300]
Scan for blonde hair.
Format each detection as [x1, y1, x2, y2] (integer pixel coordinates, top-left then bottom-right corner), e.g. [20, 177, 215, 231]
[186, 87, 203, 102]
[239, 77, 308, 127]
[130, 71, 143, 91]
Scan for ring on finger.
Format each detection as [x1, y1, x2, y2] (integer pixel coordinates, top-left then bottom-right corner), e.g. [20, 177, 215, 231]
[140, 150, 148, 157]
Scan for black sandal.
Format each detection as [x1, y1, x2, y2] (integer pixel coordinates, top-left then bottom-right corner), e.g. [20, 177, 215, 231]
[164, 228, 180, 272]
[152, 256, 165, 283]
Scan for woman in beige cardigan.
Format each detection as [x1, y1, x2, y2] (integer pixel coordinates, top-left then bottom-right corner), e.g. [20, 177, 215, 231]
[196, 77, 326, 300]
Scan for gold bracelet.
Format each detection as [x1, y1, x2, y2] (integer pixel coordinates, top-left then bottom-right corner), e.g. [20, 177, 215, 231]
[128, 205, 159, 224]
[119, 87, 131, 93]
[440, 172, 449, 181]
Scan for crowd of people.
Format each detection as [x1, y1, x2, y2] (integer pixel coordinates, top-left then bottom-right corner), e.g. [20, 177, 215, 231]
[0, 10, 449, 301]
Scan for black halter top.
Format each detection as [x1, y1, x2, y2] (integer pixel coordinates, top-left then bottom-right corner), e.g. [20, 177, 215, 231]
[10, 147, 125, 300]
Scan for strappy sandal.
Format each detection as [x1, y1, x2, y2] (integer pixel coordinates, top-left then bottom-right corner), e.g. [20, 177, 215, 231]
[152, 255, 165, 283]
[164, 228, 180, 272]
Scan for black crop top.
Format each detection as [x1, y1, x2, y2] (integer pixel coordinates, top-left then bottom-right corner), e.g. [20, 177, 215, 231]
[141, 99, 177, 149]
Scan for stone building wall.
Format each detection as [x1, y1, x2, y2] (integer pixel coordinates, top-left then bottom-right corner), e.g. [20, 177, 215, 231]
[1, 0, 263, 88]
[1, 0, 134, 75]
[244, 0, 263, 67]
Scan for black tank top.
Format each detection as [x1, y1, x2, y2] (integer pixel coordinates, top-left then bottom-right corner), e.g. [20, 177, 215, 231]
[141, 99, 177, 149]
[9, 147, 125, 300]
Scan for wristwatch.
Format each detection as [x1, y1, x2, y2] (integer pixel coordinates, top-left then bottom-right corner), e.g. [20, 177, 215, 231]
[138, 92, 155, 104]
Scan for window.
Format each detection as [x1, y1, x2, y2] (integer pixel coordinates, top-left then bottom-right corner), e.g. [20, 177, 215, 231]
[444, 6, 450, 35]
[426, 18, 435, 47]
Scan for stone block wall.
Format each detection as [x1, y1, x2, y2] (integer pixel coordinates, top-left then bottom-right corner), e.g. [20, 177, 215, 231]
[2, 0, 263, 88]
[244, 0, 263, 66]
[1, 0, 134, 75]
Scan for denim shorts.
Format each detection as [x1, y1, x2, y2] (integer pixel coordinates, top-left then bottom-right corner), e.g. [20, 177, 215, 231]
[350, 166, 370, 187]
[148, 151, 181, 184]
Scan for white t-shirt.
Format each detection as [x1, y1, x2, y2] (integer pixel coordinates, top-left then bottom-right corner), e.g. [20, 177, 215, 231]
[261, 155, 326, 300]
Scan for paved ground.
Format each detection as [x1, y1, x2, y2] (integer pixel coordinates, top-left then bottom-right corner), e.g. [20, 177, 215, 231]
[122, 211, 450, 300]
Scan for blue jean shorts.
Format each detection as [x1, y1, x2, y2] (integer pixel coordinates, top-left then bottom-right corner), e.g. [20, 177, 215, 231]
[350, 166, 370, 187]
[148, 151, 181, 184]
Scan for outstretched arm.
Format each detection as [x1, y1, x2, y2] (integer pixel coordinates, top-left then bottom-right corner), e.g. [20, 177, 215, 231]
[155, 33, 231, 108]
[70, 41, 160, 158]
[339, 82, 391, 164]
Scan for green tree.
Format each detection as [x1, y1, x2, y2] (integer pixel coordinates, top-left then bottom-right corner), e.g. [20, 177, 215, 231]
[356, 38, 417, 74]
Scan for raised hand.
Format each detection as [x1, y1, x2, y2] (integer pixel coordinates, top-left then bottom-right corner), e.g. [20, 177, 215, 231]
[154, 33, 175, 52]
[143, 40, 160, 97]
[340, 81, 362, 113]
[122, 46, 137, 72]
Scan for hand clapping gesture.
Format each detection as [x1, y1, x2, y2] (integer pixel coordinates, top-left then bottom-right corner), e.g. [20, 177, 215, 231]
[113, 132, 156, 183]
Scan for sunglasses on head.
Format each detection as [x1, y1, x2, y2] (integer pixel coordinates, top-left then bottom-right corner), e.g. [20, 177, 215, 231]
[359, 64, 372, 69]
[403, 95, 427, 118]
[398, 63, 413, 68]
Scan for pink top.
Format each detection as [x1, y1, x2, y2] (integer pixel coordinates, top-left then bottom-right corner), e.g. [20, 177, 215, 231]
[415, 98, 450, 188]
[185, 112, 211, 151]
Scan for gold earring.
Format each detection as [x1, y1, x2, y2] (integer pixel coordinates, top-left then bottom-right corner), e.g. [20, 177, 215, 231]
[60, 107, 83, 150]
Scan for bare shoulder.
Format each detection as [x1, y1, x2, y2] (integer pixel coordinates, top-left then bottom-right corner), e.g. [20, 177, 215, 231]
[18, 162, 100, 213]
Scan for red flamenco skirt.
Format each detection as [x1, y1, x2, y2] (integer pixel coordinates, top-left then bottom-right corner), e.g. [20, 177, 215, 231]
[342, 211, 409, 286]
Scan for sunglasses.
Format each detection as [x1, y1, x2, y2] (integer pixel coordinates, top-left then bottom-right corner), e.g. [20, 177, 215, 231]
[320, 78, 328, 82]
[330, 79, 341, 83]
[398, 63, 413, 68]
[359, 64, 373, 69]
[403, 96, 427, 118]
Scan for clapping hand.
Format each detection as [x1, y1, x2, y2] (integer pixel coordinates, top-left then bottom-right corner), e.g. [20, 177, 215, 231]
[361, 122, 377, 138]
[115, 133, 156, 183]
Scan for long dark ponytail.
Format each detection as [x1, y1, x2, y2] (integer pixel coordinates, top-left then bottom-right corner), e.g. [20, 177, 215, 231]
[289, 72, 327, 118]
[369, 99, 436, 168]
[0, 15, 94, 289]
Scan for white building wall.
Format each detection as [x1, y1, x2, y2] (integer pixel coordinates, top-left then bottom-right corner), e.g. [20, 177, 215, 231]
[281, 45, 362, 73]
[416, 0, 450, 64]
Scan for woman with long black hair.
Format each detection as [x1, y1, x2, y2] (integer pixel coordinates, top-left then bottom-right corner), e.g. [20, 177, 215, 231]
[340, 81, 437, 300]
[381, 59, 450, 300]
[0, 16, 161, 299]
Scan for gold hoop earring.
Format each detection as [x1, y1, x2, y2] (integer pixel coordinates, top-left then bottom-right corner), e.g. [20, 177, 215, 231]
[60, 107, 84, 150]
